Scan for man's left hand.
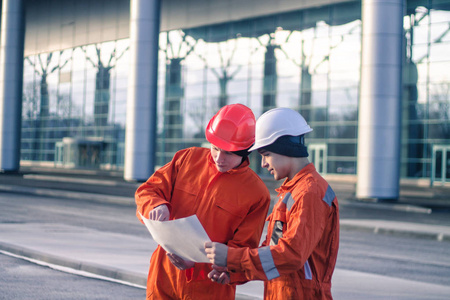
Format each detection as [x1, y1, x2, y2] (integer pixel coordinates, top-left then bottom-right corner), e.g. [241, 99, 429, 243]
[204, 242, 228, 267]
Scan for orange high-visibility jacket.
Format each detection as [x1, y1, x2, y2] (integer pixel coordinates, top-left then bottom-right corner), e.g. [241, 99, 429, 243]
[227, 163, 340, 300]
[136, 147, 271, 300]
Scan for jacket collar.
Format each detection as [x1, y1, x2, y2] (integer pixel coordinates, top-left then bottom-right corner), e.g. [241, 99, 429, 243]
[276, 163, 316, 192]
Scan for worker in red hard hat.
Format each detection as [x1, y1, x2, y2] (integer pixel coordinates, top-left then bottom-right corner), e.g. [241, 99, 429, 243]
[135, 103, 271, 299]
[205, 107, 339, 300]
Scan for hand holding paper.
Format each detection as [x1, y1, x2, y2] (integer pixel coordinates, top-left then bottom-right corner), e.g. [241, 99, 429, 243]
[140, 213, 211, 263]
[149, 204, 170, 221]
[167, 253, 195, 270]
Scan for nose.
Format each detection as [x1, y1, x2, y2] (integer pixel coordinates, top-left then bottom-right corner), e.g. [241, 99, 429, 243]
[261, 156, 268, 168]
[216, 150, 225, 162]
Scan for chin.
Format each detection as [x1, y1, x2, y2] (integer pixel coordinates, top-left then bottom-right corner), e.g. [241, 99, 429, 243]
[274, 174, 286, 181]
[216, 166, 228, 172]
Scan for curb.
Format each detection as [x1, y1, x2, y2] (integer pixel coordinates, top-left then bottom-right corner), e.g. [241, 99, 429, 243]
[0, 241, 147, 287]
[340, 220, 450, 242]
[339, 199, 433, 214]
[0, 184, 134, 206]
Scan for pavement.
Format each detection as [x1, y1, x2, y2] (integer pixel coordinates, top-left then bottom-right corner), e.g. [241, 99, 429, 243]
[1, 166, 450, 299]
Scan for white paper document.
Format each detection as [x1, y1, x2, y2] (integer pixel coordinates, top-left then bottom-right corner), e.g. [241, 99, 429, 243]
[140, 213, 211, 263]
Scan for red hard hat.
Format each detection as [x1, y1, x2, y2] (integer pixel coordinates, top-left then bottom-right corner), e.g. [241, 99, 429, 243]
[205, 104, 256, 152]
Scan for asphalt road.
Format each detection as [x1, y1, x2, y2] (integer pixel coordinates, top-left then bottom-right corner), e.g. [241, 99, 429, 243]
[0, 252, 145, 300]
[1, 191, 450, 300]
[337, 230, 450, 286]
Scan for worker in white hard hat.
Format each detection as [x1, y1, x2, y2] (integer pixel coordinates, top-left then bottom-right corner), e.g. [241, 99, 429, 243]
[205, 107, 340, 300]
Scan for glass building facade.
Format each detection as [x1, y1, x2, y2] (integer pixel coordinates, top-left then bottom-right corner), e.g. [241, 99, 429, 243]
[22, 40, 129, 169]
[20, 0, 450, 180]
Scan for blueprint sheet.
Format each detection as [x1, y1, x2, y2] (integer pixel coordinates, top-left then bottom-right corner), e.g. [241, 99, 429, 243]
[140, 213, 211, 263]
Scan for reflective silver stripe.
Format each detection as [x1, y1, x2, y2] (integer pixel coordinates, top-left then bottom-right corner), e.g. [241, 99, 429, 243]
[282, 192, 295, 211]
[304, 260, 312, 280]
[258, 246, 280, 280]
[323, 185, 335, 206]
[270, 220, 283, 246]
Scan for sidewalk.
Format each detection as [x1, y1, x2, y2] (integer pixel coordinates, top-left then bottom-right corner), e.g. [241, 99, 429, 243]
[1, 167, 450, 299]
[1, 220, 450, 299]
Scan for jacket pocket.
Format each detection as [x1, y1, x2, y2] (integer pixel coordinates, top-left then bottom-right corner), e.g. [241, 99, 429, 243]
[211, 199, 246, 241]
[215, 198, 246, 218]
[171, 185, 198, 218]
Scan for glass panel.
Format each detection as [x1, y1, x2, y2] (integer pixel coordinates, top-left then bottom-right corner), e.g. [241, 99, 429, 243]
[309, 124, 326, 139]
[435, 149, 443, 179]
[317, 149, 324, 173]
[428, 123, 450, 139]
[430, 8, 450, 24]
[228, 79, 248, 96]
[412, 9, 430, 45]
[332, 2, 361, 25]
[311, 90, 327, 106]
[416, 83, 429, 104]
[429, 42, 450, 63]
[429, 62, 450, 86]
[446, 150, 450, 180]
[328, 143, 357, 156]
[185, 83, 204, 99]
[329, 88, 359, 106]
[329, 124, 357, 139]
[333, 161, 356, 174]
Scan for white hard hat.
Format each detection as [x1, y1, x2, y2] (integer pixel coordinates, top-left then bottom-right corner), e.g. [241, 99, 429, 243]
[249, 107, 312, 152]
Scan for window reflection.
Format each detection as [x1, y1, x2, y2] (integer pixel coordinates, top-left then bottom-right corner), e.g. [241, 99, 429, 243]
[403, 4, 450, 178]
[22, 39, 129, 168]
[20, 1, 449, 178]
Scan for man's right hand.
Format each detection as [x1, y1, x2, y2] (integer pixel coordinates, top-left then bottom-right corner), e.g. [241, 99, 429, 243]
[208, 265, 230, 284]
[149, 204, 169, 221]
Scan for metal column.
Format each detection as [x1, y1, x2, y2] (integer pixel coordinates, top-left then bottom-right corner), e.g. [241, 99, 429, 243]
[0, 0, 25, 172]
[356, 0, 404, 200]
[124, 0, 161, 181]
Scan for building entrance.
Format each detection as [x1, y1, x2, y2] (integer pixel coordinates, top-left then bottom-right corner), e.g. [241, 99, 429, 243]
[54, 137, 104, 169]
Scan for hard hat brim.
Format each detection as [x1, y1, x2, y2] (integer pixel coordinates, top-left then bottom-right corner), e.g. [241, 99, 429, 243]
[249, 127, 313, 152]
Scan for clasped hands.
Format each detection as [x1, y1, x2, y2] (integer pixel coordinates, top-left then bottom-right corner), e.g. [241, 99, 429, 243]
[166, 242, 231, 285]
[148, 205, 231, 284]
[205, 241, 230, 284]
[166, 252, 229, 285]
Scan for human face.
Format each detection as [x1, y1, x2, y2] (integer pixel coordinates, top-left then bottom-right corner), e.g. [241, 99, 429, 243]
[259, 149, 292, 181]
[210, 145, 242, 172]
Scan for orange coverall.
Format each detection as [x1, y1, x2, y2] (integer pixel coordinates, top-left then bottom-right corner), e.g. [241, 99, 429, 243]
[227, 163, 339, 299]
[136, 147, 271, 299]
